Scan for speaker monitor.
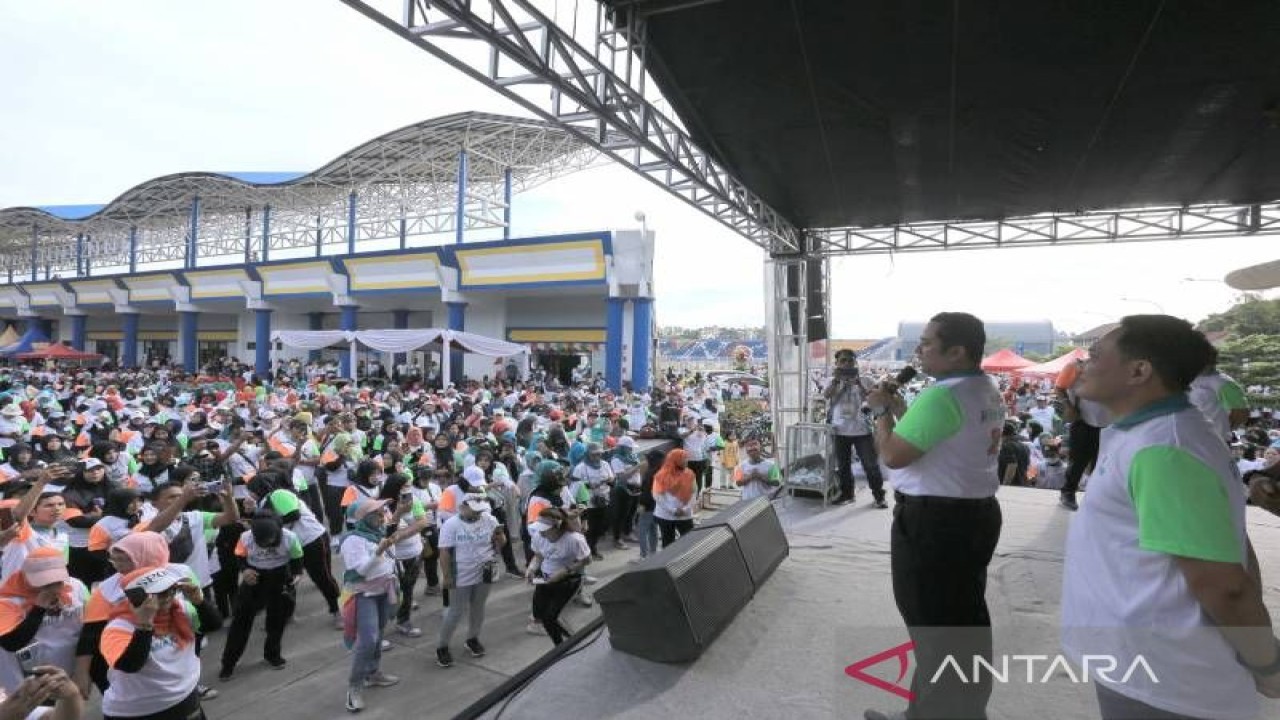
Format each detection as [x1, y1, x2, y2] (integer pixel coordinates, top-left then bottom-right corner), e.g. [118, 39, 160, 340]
[595, 499, 789, 663]
[689, 497, 789, 586]
[595, 526, 753, 663]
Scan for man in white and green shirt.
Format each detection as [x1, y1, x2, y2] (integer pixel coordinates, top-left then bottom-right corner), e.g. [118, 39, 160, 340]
[1062, 315, 1280, 719]
[865, 312, 1005, 720]
[1189, 353, 1249, 443]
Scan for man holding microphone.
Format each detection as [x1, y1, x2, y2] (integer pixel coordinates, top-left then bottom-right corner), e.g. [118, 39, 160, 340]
[863, 312, 1006, 720]
[824, 349, 887, 508]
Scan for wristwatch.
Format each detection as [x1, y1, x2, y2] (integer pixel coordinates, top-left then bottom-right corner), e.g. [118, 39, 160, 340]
[1238, 639, 1280, 675]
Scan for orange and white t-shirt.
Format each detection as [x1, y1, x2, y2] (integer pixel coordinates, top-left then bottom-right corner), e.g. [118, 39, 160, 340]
[100, 612, 200, 717]
[0, 579, 88, 693]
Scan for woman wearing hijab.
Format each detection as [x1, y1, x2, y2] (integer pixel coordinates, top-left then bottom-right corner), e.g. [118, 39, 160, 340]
[525, 507, 590, 645]
[99, 565, 203, 720]
[90, 442, 134, 490]
[652, 448, 697, 547]
[0, 444, 41, 482]
[569, 443, 614, 561]
[218, 514, 304, 681]
[33, 436, 75, 467]
[130, 444, 171, 499]
[377, 474, 430, 638]
[87, 488, 142, 577]
[61, 459, 111, 585]
[607, 437, 643, 551]
[340, 460, 384, 529]
[0, 548, 89, 692]
[339, 498, 403, 713]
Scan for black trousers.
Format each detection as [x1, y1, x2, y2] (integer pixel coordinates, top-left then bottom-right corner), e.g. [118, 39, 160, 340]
[584, 506, 609, 554]
[300, 536, 340, 614]
[212, 525, 241, 618]
[686, 460, 710, 493]
[491, 507, 520, 574]
[655, 517, 693, 548]
[322, 484, 346, 536]
[833, 433, 885, 499]
[532, 577, 582, 645]
[421, 527, 449, 607]
[1062, 421, 1101, 494]
[890, 493, 1002, 720]
[394, 557, 421, 625]
[221, 569, 292, 670]
[302, 481, 328, 528]
[610, 485, 637, 542]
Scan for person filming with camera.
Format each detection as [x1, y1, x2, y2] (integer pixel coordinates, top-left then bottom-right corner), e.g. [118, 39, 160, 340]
[823, 349, 887, 507]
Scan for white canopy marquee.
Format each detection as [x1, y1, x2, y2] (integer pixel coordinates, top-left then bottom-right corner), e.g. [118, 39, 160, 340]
[270, 328, 528, 382]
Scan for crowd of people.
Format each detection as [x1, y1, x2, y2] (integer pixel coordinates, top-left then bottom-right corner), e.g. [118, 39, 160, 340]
[0, 357, 769, 718]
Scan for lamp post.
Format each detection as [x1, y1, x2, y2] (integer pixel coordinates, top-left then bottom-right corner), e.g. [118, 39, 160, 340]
[1119, 297, 1166, 314]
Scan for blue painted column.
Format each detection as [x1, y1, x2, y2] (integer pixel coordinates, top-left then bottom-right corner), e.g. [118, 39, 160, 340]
[69, 315, 87, 351]
[122, 313, 139, 368]
[346, 191, 358, 255]
[446, 301, 466, 386]
[631, 298, 653, 392]
[503, 167, 513, 239]
[339, 305, 358, 378]
[261, 205, 272, 262]
[187, 196, 200, 270]
[180, 311, 199, 373]
[392, 309, 410, 371]
[128, 226, 138, 274]
[244, 207, 253, 265]
[605, 297, 625, 391]
[455, 150, 468, 245]
[29, 225, 38, 282]
[254, 309, 272, 379]
[307, 311, 323, 363]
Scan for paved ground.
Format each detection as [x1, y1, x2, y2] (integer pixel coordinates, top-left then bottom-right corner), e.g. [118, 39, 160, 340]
[85, 477, 722, 719]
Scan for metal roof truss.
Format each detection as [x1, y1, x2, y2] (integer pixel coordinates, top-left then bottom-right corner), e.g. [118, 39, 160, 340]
[338, 0, 803, 255]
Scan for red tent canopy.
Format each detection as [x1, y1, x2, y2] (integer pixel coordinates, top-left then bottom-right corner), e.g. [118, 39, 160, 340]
[15, 343, 104, 362]
[1020, 347, 1089, 378]
[980, 348, 1035, 372]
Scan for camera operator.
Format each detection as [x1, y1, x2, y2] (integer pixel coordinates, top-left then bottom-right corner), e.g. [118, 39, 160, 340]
[823, 350, 886, 508]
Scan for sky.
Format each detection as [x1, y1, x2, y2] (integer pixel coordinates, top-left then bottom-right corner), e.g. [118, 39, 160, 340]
[2, 1, 1276, 340]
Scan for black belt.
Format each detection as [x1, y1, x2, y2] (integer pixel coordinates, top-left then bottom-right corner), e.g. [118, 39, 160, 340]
[894, 491, 996, 507]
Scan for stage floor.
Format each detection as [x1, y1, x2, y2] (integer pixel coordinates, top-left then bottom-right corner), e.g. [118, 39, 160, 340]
[475, 486, 1280, 720]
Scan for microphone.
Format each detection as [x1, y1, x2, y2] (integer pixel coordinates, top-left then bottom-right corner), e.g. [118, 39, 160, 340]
[892, 366, 918, 388]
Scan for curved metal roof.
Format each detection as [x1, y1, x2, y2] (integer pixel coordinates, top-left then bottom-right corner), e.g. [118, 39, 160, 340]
[0, 112, 599, 274]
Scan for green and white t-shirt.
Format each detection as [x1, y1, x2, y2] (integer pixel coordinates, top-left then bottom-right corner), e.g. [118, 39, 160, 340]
[889, 372, 1005, 498]
[1061, 396, 1255, 719]
[1188, 371, 1248, 442]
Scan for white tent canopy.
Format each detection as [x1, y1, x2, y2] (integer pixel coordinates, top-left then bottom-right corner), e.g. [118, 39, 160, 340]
[270, 328, 528, 382]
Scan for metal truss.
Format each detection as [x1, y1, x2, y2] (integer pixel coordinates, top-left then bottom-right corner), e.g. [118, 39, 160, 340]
[809, 202, 1280, 256]
[337, 0, 802, 255]
[0, 112, 599, 283]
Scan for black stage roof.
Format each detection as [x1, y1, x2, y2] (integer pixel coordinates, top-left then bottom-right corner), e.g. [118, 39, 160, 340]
[608, 0, 1280, 229]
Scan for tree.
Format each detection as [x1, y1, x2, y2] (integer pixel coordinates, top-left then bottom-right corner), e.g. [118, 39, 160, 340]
[1198, 294, 1280, 336]
[1215, 334, 1280, 402]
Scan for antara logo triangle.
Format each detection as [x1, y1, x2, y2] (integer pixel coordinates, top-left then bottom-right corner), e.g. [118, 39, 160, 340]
[844, 640, 916, 702]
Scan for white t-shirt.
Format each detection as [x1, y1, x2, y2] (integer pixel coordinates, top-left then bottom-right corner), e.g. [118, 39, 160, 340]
[889, 373, 1005, 498]
[438, 514, 499, 587]
[531, 530, 590, 578]
[1061, 402, 1254, 719]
